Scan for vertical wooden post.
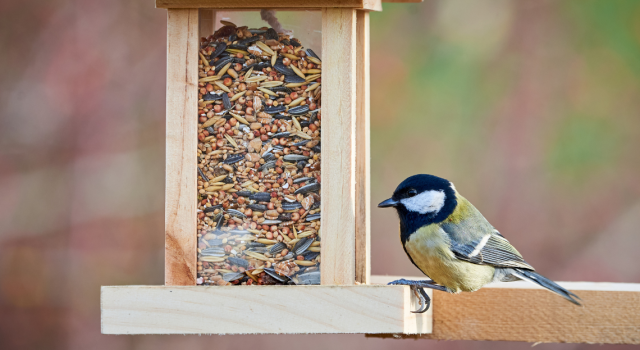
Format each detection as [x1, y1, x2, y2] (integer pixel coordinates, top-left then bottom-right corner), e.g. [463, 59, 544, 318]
[165, 8, 199, 286]
[199, 9, 216, 38]
[320, 8, 358, 285]
[355, 10, 371, 285]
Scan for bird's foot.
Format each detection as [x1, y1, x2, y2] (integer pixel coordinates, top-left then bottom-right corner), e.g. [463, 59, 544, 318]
[388, 279, 446, 313]
[387, 278, 447, 290]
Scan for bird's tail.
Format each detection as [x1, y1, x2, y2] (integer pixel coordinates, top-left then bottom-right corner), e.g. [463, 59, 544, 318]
[512, 269, 582, 305]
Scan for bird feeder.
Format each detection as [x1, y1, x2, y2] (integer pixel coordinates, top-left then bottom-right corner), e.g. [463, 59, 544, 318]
[101, 0, 431, 335]
[101, 0, 640, 342]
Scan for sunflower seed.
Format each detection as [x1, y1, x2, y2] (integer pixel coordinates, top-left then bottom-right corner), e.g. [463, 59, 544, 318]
[293, 237, 314, 255]
[209, 42, 227, 61]
[264, 105, 287, 114]
[289, 105, 310, 115]
[207, 239, 224, 246]
[223, 154, 244, 164]
[227, 209, 246, 218]
[227, 257, 249, 268]
[284, 154, 309, 161]
[269, 242, 286, 255]
[294, 182, 320, 195]
[292, 177, 313, 184]
[222, 93, 231, 110]
[284, 75, 306, 84]
[247, 204, 267, 211]
[274, 63, 295, 76]
[264, 268, 288, 282]
[214, 56, 234, 72]
[250, 192, 271, 202]
[306, 214, 321, 222]
[271, 132, 291, 139]
[281, 202, 303, 211]
[297, 271, 320, 285]
[223, 272, 245, 282]
[198, 167, 209, 182]
[306, 49, 320, 61]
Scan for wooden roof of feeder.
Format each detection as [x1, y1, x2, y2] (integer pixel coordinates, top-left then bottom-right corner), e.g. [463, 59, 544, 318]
[156, 0, 423, 12]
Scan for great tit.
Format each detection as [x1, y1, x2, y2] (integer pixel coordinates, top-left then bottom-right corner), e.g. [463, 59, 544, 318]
[379, 174, 581, 313]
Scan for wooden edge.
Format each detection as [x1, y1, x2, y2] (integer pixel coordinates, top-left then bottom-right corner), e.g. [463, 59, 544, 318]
[173, 7, 381, 12]
[320, 8, 357, 285]
[156, 0, 382, 11]
[382, 0, 423, 3]
[363, 0, 382, 12]
[355, 11, 371, 284]
[188, 8, 324, 12]
[370, 276, 640, 344]
[165, 8, 199, 286]
[101, 285, 431, 334]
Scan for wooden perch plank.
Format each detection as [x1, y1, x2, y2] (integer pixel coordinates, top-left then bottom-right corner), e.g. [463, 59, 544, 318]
[320, 8, 358, 286]
[156, 0, 383, 11]
[370, 276, 640, 344]
[101, 285, 431, 334]
[355, 10, 371, 285]
[165, 8, 199, 286]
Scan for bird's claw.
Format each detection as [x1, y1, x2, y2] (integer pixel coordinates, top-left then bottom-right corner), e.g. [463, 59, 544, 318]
[410, 286, 431, 313]
[388, 279, 433, 313]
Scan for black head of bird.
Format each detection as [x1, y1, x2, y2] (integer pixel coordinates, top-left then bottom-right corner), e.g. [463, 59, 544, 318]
[378, 174, 458, 241]
[378, 174, 581, 313]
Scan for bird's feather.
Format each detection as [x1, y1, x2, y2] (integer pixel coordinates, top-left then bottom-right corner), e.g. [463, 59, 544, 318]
[440, 195, 534, 270]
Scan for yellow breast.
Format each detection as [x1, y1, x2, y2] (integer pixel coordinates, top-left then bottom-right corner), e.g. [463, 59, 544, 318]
[404, 224, 495, 293]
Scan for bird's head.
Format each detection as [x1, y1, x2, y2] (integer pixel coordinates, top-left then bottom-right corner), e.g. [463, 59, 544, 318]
[378, 174, 458, 228]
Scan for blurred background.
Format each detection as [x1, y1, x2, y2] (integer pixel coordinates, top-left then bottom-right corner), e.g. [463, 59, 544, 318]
[1, 0, 639, 349]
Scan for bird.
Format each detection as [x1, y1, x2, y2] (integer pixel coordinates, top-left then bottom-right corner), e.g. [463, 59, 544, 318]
[378, 174, 581, 313]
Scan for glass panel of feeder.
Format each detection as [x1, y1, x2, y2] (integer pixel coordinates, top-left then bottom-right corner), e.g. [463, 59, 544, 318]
[196, 11, 322, 286]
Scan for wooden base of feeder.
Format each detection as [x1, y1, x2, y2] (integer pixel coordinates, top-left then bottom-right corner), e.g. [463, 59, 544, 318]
[101, 284, 431, 334]
[102, 276, 640, 342]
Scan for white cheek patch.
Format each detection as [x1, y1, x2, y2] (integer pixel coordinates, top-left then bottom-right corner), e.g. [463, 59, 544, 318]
[401, 190, 446, 214]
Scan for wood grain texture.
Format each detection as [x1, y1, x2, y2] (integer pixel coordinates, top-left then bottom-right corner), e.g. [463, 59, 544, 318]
[370, 276, 640, 344]
[320, 8, 358, 286]
[101, 285, 431, 334]
[381, 0, 423, 3]
[355, 11, 370, 285]
[165, 9, 199, 286]
[156, 0, 383, 10]
[198, 9, 215, 38]
[363, 0, 383, 11]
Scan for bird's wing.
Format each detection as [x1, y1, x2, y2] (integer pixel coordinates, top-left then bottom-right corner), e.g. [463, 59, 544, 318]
[446, 229, 534, 270]
[440, 196, 534, 270]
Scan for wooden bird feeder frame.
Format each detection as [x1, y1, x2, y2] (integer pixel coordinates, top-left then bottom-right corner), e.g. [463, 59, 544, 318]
[101, 0, 640, 343]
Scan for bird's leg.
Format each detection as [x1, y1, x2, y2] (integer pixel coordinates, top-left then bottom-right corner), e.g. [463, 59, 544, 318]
[388, 278, 447, 313]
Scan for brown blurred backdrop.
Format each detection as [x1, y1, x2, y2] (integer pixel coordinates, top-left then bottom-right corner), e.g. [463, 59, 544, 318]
[1, 0, 639, 349]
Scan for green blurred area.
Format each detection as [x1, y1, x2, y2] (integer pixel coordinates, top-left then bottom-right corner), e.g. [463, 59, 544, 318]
[1, 1, 640, 349]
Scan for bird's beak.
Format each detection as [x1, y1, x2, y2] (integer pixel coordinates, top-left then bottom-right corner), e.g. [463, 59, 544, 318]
[378, 198, 398, 208]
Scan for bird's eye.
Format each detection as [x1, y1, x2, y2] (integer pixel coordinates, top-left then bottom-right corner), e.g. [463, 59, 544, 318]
[407, 189, 418, 197]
